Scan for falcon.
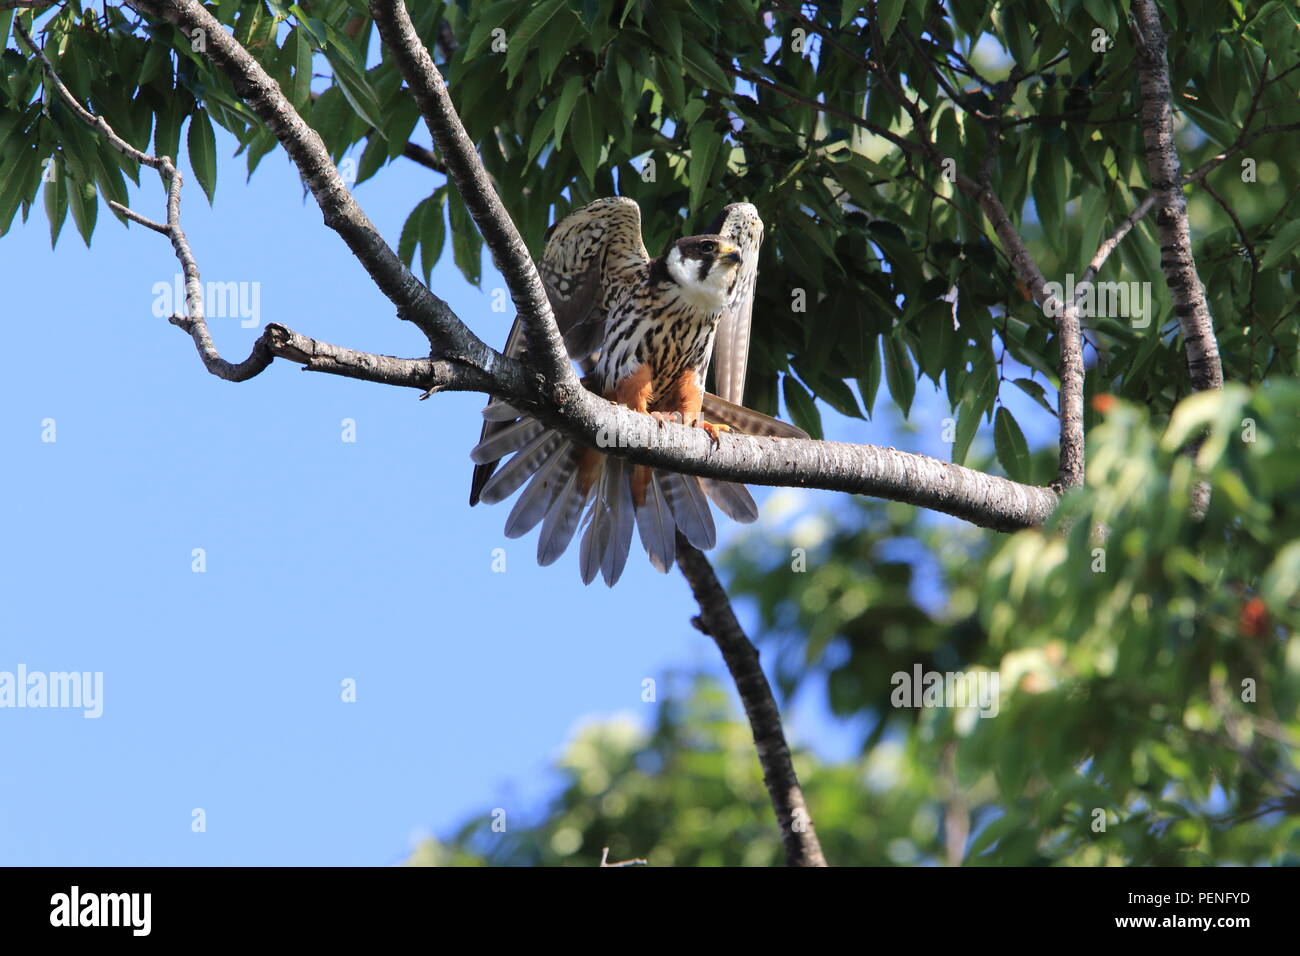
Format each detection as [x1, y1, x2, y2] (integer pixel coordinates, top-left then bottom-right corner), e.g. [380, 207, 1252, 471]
[469, 197, 805, 585]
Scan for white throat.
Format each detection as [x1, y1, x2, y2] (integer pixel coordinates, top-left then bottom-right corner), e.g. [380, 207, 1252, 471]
[666, 246, 731, 312]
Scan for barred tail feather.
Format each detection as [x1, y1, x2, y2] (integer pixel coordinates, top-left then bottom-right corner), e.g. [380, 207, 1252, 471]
[600, 457, 635, 586]
[504, 439, 576, 538]
[635, 469, 676, 573]
[700, 478, 759, 524]
[658, 470, 716, 550]
[537, 467, 591, 566]
[577, 492, 610, 585]
[479, 429, 563, 504]
[470, 416, 545, 465]
[481, 400, 523, 422]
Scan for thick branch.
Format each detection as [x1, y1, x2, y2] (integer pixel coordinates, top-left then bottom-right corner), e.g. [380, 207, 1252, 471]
[528, 391, 1059, 531]
[1131, 0, 1225, 394]
[675, 535, 827, 867]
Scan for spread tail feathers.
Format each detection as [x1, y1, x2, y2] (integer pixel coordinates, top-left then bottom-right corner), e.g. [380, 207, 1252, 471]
[474, 411, 793, 577]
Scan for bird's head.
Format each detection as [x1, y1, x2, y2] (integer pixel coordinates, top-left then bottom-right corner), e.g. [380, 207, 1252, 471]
[664, 235, 742, 311]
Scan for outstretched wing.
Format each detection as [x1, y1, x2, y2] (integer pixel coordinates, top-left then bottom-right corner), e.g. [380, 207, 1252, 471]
[470, 198, 650, 505]
[539, 196, 650, 360]
[706, 202, 763, 406]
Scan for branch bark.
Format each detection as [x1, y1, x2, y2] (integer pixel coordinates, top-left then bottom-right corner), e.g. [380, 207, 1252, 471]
[369, 0, 575, 391]
[675, 535, 827, 867]
[1130, 0, 1225, 394]
[126, 0, 495, 374]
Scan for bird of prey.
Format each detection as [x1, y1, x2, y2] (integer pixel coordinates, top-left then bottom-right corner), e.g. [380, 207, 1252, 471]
[468, 197, 805, 585]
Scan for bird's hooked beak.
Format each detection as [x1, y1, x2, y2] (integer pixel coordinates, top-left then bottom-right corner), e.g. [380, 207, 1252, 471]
[718, 242, 742, 266]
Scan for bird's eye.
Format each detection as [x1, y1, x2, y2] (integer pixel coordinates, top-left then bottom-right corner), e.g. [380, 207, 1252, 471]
[700, 240, 716, 254]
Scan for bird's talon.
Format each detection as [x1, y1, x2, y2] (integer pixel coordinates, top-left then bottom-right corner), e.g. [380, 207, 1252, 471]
[698, 420, 731, 445]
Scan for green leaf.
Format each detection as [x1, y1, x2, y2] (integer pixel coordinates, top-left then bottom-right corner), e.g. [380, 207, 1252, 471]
[883, 335, 916, 417]
[858, 335, 882, 419]
[1012, 377, 1058, 418]
[1259, 218, 1300, 270]
[809, 372, 863, 419]
[504, 0, 566, 85]
[326, 51, 385, 132]
[782, 375, 823, 440]
[553, 74, 583, 144]
[687, 123, 721, 213]
[67, 179, 97, 246]
[1032, 148, 1067, 248]
[446, 187, 480, 286]
[994, 406, 1032, 483]
[43, 156, 67, 247]
[1082, 0, 1120, 34]
[287, 27, 314, 113]
[568, 96, 599, 185]
[680, 35, 730, 91]
[878, 0, 907, 42]
[355, 132, 388, 185]
[952, 395, 981, 466]
[420, 189, 448, 285]
[152, 87, 189, 164]
[186, 107, 217, 204]
[1261, 541, 1300, 614]
[536, 12, 579, 83]
[0, 142, 38, 236]
[527, 96, 561, 163]
[398, 195, 426, 270]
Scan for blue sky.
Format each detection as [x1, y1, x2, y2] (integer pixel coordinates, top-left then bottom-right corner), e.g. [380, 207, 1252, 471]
[1, 100, 1058, 863]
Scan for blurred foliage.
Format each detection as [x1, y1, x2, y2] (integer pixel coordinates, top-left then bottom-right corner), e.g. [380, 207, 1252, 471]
[414, 382, 1299, 866]
[4, 1, 1296, 465]
[727, 380, 1300, 864]
[406, 674, 954, 866]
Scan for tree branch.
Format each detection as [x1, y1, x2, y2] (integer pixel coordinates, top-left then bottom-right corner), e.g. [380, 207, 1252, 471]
[1130, 0, 1225, 394]
[125, 0, 494, 373]
[675, 535, 827, 867]
[736, 21, 1088, 490]
[368, 0, 575, 391]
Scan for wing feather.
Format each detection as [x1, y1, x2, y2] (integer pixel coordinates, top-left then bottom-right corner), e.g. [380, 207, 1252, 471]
[470, 198, 650, 505]
[707, 203, 763, 406]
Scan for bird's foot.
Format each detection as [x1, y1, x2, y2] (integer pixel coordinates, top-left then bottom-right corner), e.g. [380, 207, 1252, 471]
[696, 420, 732, 445]
[649, 410, 683, 429]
